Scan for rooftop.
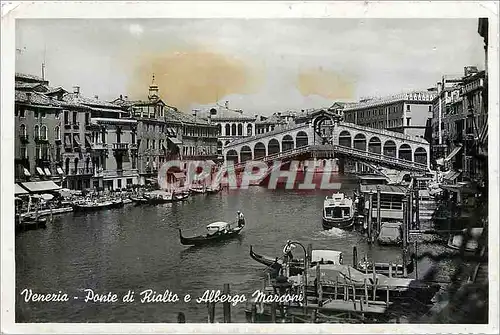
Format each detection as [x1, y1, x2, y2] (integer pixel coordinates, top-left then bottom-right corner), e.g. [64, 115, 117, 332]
[15, 72, 47, 84]
[343, 91, 437, 111]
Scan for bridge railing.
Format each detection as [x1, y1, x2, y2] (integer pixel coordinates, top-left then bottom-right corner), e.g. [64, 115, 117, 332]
[328, 145, 429, 171]
[338, 122, 430, 145]
[224, 122, 309, 148]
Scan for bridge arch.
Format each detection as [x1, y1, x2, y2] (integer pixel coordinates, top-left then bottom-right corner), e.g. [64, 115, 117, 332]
[268, 138, 280, 155]
[226, 149, 238, 163]
[383, 140, 397, 158]
[414, 147, 427, 165]
[282, 134, 294, 151]
[296, 131, 309, 148]
[398, 144, 412, 161]
[353, 133, 367, 151]
[254, 142, 267, 159]
[240, 145, 253, 162]
[368, 136, 382, 154]
[339, 130, 351, 147]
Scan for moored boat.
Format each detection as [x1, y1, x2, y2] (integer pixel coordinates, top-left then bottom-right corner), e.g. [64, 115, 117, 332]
[292, 263, 440, 304]
[447, 227, 484, 253]
[172, 192, 189, 202]
[376, 222, 403, 246]
[72, 199, 114, 212]
[190, 185, 207, 194]
[109, 198, 125, 209]
[179, 213, 246, 246]
[144, 190, 173, 204]
[322, 193, 355, 230]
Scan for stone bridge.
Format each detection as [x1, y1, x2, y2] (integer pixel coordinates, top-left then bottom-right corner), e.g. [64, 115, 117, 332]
[222, 110, 431, 171]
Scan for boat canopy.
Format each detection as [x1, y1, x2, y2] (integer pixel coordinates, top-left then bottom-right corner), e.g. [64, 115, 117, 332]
[206, 221, 230, 231]
[20, 181, 61, 193]
[311, 250, 343, 264]
[360, 184, 407, 195]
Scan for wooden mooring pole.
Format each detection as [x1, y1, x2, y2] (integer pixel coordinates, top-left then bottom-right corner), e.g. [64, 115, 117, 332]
[414, 240, 419, 280]
[376, 186, 381, 234]
[352, 246, 358, 267]
[414, 189, 420, 229]
[402, 197, 408, 278]
[223, 283, 231, 323]
[368, 191, 374, 243]
[409, 190, 414, 230]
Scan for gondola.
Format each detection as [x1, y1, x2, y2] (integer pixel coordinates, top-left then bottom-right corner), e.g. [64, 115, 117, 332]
[172, 193, 189, 202]
[206, 185, 221, 195]
[249, 246, 343, 276]
[72, 200, 114, 212]
[179, 215, 245, 246]
[250, 245, 415, 277]
[109, 198, 125, 209]
[130, 195, 149, 205]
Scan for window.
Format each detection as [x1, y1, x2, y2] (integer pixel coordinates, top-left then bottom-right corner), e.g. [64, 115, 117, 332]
[85, 113, 90, 125]
[127, 178, 133, 185]
[20, 147, 27, 159]
[41, 110, 46, 118]
[40, 125, 47, 140]
[55, 126, 61, 140]
[72, 111, 77, 124]
[56, 147, 61, 161]
[152, 140, 155, 149]
[34, 125, 40, 139]
[19, 108, 25, 118]
[55, 110, 60, 119]
[146, 139, 150, 149]
[34, 109, 39, 118]
[131, 132, 136, 144]
[20, 124, 27, 136]
[406, 118, 411, 126]
[406, 105, 411, 111]
[64, 111, 70, 125]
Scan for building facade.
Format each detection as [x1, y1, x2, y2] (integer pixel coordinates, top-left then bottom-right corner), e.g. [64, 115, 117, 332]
[343, 92, 436, 138]
[14, 73, 64, 184]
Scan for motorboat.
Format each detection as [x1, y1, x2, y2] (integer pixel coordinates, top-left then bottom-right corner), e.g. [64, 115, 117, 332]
[377, 222, 403, 246]
[322, 193, 356, 230]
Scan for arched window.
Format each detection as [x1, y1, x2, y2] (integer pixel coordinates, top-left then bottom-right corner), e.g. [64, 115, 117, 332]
[40, 125, 48, 140]
[55, 126, 61, 140]
[34, 125, 40, 139]
[20, 124, 26, 136]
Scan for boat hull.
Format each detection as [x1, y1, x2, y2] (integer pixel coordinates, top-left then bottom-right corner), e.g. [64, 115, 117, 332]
[179, 227, 243, 246]
[72, 203, 113, 212]
[322, 216, 354, 230]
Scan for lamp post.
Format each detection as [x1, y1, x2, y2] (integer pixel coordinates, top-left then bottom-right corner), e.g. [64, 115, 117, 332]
[285, 240, 308, 311]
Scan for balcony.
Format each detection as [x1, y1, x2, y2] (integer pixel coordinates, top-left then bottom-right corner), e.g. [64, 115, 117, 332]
[129, 143, 138, 150]
[91, 143, 108, 150]
[69, 167, 95, 176]
[112, 143, 129, 151]
[19, 134, 29, 143]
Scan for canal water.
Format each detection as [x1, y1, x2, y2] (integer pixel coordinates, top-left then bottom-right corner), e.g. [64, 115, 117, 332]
[16, 177, 455, 323]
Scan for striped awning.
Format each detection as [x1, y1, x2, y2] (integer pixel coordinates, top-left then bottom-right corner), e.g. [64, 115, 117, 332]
[444, 145, 463, 163]
[36, 167, 45, 175]
[23, 168, 31, 176]
[56, 167, 64, 175]
[20, 181, 61, 193]
[44, 168, 52, 176]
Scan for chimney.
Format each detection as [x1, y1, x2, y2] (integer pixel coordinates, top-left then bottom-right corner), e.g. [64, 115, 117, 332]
[94, 95, 99, 100]
[277, 112, 281, 116]
[124, 96, 128, 101]
[73, 86, 80, 95]
[120, 94, 123, 100]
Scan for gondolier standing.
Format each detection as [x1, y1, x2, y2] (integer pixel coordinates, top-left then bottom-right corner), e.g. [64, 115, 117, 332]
[237, 211, 245, 227]
[283, 240, 295, 263]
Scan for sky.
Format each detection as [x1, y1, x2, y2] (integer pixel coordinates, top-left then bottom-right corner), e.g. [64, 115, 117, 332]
[15, 19, 485, 115]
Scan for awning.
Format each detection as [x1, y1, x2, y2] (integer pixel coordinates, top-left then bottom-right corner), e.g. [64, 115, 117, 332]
[167, 137, 182, 145]
[173, 172, 186, 179]
[23, 168, 31, 176]
[36, 167, 45, 175]
[20, 181, 62, 193]
[56, 167, 64, 175]
[15, 183, 29, 195]
[444, 145, 463, 163]
[443, 170, 461, 181]
[167, 128, 177, 137]
[73, 135, 81, 146]
[44, 168, 52, 176]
